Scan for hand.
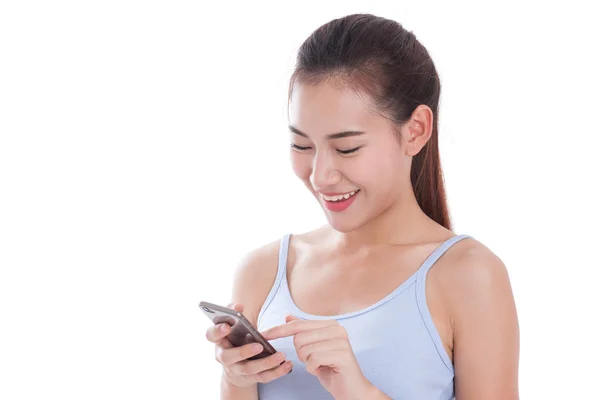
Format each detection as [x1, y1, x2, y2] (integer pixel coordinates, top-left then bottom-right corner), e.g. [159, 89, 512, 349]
[260, 314, 374, 400]
[204, 303, 293, 388]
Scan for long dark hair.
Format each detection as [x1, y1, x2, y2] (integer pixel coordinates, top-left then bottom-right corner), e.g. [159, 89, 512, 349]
[288, 13, 452, 231]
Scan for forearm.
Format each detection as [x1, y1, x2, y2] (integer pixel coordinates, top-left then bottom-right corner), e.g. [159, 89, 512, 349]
[360, 383, 392, 400]
[220, 372, 258, 400]
[370, 390, 392, 400]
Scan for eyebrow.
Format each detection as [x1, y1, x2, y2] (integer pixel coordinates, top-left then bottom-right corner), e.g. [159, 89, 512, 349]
[288, 125, 365, 140]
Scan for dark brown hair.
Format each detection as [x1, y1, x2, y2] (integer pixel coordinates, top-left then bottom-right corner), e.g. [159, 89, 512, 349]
[287, 13, 452, 231]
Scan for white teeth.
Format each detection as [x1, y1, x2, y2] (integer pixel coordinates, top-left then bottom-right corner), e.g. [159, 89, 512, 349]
[321, 190, 357, 202]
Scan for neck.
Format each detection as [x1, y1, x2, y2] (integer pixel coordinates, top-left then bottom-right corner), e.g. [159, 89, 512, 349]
[333, 188, 444, 250]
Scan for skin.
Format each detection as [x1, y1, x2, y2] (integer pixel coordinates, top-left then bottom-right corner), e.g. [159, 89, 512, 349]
[207, 79, 520, 400]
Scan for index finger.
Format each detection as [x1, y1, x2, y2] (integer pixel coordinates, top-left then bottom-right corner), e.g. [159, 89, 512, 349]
[261, 319, 337, 340]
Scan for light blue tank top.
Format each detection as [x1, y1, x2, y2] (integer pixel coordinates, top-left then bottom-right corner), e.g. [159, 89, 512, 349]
[256, 233, 473, 400]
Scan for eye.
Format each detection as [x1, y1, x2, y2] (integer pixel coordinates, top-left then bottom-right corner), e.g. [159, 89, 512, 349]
[291, 143, 311, 151]
[337, 146, 362, 155]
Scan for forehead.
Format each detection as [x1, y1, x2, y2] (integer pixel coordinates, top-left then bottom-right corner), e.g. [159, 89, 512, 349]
[289, 82, 388, 135]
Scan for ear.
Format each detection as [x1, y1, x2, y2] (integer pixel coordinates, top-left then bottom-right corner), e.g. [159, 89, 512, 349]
[285, 313, 300, 323]
[404, 104, 433, 156]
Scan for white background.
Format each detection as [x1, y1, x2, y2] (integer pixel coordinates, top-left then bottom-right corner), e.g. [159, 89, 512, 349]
[1, 1, 599, 399]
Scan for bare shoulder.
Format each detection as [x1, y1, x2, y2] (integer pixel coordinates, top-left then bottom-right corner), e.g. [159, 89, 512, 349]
[435, 237, 520, 398]
[283, 225, 331, 264]
[230, 237, 283, 326]
[290, 224, 331, 245]
[437, 238, 515, 309]
[433, 237, 517, 325]
[230, 226, 328, 326]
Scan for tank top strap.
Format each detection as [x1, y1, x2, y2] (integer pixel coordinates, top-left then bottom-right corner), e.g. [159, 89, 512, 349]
[415, 234, 473, 281]
[415, 233, 473, 372]
[278, 233, 292, 273]
[257, 233, 291, 327]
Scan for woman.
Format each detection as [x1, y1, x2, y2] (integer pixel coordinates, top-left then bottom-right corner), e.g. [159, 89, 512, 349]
[205, 13, 519, 400]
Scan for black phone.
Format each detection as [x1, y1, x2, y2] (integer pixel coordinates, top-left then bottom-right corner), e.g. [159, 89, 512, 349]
[199, 301, 278, 360]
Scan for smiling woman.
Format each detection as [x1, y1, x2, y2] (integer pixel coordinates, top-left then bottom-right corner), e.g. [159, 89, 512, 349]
[204, 12, 520, 400]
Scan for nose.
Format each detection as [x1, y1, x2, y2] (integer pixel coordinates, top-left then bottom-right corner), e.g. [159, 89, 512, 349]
[309, 150, 341, 190]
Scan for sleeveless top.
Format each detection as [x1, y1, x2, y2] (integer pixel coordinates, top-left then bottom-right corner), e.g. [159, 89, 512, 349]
[256, 233, 473, 400]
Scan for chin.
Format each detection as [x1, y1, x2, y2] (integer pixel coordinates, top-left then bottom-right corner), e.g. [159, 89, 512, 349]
[324, 213, 363, 233]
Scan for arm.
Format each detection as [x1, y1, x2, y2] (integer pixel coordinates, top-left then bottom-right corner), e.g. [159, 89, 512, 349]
[220, 240, 281, 400]
[447, 245, 520, 399]
[363, 386, 392, 399]
[220, 372, 257, 400]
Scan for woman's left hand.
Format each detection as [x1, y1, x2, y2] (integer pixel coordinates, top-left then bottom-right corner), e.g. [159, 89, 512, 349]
[260, 314, 375, 400]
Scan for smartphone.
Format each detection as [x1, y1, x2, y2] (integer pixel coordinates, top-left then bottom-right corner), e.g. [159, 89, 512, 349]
[199, 301, 278, 361]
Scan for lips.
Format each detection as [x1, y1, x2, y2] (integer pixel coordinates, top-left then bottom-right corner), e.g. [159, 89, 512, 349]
[320, 190, 360, 212]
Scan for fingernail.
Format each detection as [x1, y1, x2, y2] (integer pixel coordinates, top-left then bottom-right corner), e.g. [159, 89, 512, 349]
[220, 324, 228, 332]
[253, 344, 263, 353]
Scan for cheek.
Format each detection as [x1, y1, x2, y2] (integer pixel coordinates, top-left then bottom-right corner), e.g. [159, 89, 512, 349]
[290, 153, 311, 181]
[358, 151, 403, 190]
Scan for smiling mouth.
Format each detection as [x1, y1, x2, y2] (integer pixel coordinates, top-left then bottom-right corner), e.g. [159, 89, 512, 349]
[319, 190, 360, 202]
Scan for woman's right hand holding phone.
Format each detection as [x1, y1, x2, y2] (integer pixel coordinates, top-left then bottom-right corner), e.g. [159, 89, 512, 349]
[205, 303, 294, 388]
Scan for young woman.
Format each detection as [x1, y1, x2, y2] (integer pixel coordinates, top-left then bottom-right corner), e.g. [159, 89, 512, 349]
[205, 13, 519, 400]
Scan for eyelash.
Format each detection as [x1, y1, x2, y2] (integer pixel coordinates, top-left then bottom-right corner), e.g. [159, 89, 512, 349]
[291, 144, 361, 154]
